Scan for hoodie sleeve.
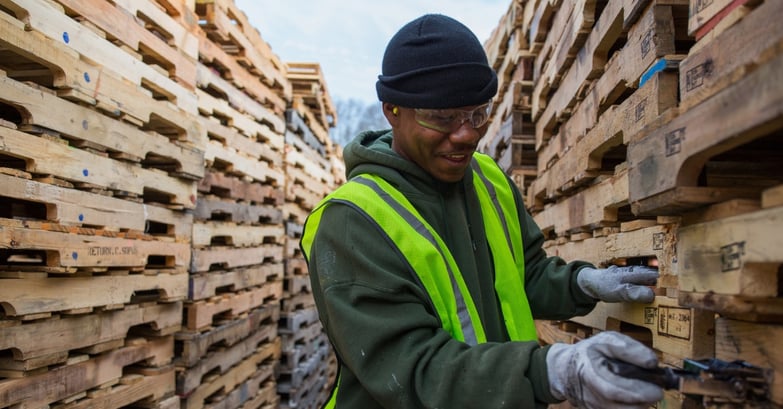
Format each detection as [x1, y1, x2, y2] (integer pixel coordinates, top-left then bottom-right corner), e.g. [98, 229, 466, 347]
[509, 178, 598, 320]
[306, 201, 561, 408]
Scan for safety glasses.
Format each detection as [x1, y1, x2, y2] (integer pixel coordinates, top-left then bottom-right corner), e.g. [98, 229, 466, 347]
[414, 100, 493, 133]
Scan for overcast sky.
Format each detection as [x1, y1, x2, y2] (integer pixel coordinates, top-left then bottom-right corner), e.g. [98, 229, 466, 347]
[234, 1, 511, 104]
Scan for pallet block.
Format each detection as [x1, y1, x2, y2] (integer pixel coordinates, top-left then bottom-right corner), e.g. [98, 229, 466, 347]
[569, 296, 715, 365]
[0, 336, 173, 407]
[628, 52, 783, 215]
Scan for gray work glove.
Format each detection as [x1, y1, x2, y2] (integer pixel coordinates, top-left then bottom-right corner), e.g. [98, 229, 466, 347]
[547, 331, 664, 409]
[577, 265, 658, 303]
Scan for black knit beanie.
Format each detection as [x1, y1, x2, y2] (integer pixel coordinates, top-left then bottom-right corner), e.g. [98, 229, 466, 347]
[376, 14, 498, 109]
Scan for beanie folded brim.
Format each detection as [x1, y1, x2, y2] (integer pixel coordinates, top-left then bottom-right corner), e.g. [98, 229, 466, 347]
[377, 62, 497, 109]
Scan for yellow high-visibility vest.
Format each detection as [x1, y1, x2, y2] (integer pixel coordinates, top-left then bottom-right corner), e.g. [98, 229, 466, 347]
[300, 152, 537, 408]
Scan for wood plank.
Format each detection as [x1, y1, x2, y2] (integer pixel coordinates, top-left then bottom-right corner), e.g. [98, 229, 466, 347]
[184, 282, 283, 331]
[680, 0, 783, 111]
[111, 0, 199, 59]
[0, 336, 174, 408]
[569, 296, 715, 365]
[678, 206, 782, 298]
[189, 263, 284, 301]
[200, 115, 282, 168]
[0, 302, 180, 365]
[0, 75, 205, 178]
[762, 184, 783, 209]
[714, 318, 782, 405]
[175, 303, 279, 367]
[10, 0, 197, 113]
[190, 245, 283, 273]
[202, 372, 278, 409]
[0, 126, 198, 208]
[628, 52, 783, 215]
[0, 273, 186, 316]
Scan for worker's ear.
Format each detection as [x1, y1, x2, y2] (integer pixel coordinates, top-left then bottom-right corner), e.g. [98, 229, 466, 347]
[382, 102, 400, 126]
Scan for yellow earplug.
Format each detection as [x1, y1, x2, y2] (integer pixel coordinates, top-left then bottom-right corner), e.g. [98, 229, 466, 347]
[392, 107, 399, 115]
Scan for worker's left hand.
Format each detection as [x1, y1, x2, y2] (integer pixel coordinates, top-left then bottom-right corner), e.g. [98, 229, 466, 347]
[577, 265, 658, 303]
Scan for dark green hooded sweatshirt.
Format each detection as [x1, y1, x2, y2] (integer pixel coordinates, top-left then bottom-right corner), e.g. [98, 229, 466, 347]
[303, 130, 597, 409]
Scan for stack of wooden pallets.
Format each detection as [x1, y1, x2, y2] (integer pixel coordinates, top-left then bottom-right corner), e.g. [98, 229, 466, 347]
[482, 0, 783, 407]
[279, 62, 341, 409]
[0, 0, 341, 407]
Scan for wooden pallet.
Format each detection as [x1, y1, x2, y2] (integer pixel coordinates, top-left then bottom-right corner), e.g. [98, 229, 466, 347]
[202, 374, 278, 409]
[677, 205, 783, 317]
[680, 0, 783, 111]
[197, 170, 284, 206]
[0, 301, 180, 372]
[189, 263, 284, 301]
[184, 283, 283, 331]
[531, 69, 679, 205]
[0, 219, 190, 272]
[194, 0, 290, 98]
[53, 0, 198, 90]
[9, 0, 197, 113]
[1, 75, 205, 178]
[190, 245, 283, 273]
[0, 336, 173, 407]
[536, 0, 687, 147]
[277, 343, 330, 409]
[569, 296, 715, 366]
[176, 325, 278, 395]
[175, 303, 280, 368]
[286, 109, 328, 157]
[1, 173, 193, 239]
[180, 337, 280, 409]
[50, 366, 175, 409]
[192, 221, 284, 248]
[0, 273, 187, 317]
[628, 52, 783, 215]
[194, 195, 283, 225]
[0, 126, 198, 209]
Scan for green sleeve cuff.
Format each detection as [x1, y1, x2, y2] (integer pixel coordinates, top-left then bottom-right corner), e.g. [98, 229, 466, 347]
[528, 344, 565, 404]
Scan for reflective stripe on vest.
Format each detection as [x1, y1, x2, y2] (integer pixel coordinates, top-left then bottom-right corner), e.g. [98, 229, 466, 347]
[300, 152, 537, 407]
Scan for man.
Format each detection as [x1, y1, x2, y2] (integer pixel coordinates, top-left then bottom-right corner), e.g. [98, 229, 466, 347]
[301, 13, 663, 409]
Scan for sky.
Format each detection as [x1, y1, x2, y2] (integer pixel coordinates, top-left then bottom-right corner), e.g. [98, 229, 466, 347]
[234, 1, 511, 104]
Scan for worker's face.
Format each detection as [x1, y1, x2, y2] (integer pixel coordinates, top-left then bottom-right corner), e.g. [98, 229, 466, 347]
[386, 102, 490, 183]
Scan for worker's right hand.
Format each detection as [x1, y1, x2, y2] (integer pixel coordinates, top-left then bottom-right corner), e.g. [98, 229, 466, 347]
[546, 331, 663, 409]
